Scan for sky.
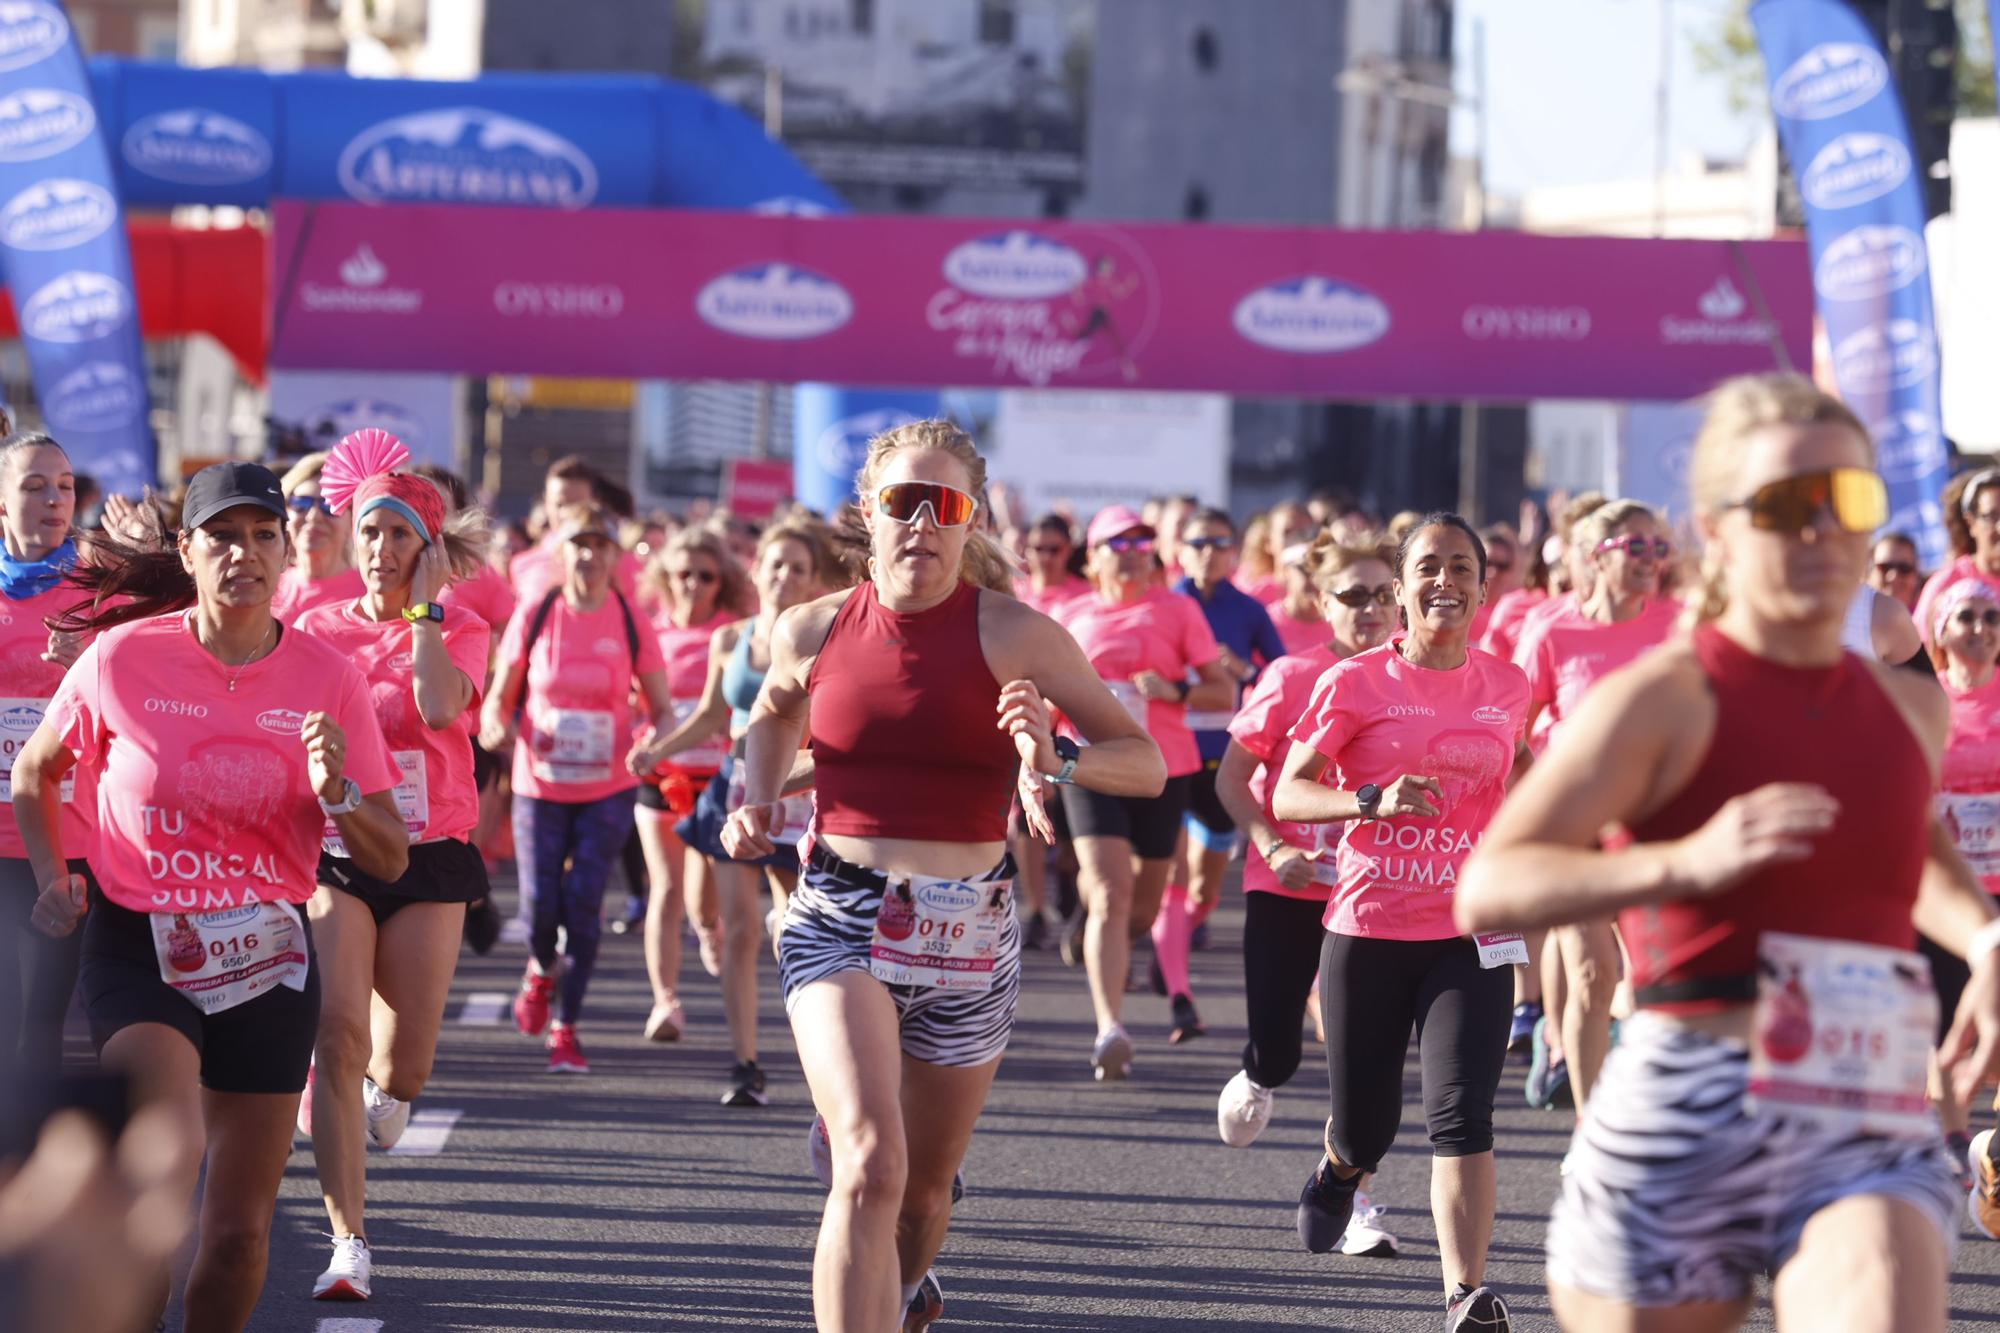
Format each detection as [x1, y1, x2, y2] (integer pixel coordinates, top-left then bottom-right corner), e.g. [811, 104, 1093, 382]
[1452, 0, 1765, 197]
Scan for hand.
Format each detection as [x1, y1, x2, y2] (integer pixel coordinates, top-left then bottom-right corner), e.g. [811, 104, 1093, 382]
[40, 628, 83, 670]
[1668, 782, 1837, 897]
[412, 538, 452, 604]
[1518, 497, 1545, 546]
[1268, 845, 1327, 893]
[479, 709, 516, 754]
[625, 727, 660, 778]
[721, 801, 777, 860]
[1016, 763, 1055, 843]
[1131, 669, 1179, 703]
[1379, 775, 1444, 819]
[1942, 950, 2000, 1106]
[28, 871, 87, 938]
[300, 710, 348, 803]
[100, 491, 160, 548]
[997, 678, 1057, 774]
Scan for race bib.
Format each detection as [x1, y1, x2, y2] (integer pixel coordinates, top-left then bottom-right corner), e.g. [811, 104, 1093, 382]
[669, 696, 726, 772]
[0, 697, 73, 802]
[870, 872, 1014, 991]
[1745, 931, 1936, 1140]
[1184, 678, 1238, 733]
[323, 749, 429, 857]
[1474, 932, 1530, 969]
[150, 902, 309, 1016]
[1310, 822, 1342, 886]
[1106, 679, 1149, 726]
[531, 707, 615, 785]
[1939, 790, 2000, 879]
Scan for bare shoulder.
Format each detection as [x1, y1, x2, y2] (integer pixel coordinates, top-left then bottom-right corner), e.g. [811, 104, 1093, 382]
[978, 588, 1068, 678]
[710, 617, 747, 655]
[775, 587, 858, 660]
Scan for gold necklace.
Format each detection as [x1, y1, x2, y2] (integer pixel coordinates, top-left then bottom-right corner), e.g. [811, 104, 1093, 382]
[198, 616, 275, 692]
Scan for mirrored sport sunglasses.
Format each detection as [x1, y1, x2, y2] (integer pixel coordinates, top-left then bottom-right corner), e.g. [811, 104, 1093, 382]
[287, 494, 334, 516]
[1104, 535, 1155, 554]
[1596, 536, 1672, 560]
[1181, 535, 1238, 552]
[875, 481, 979, 527]
[1331, 584, 1394, 608]
[1728, 467, 1886, 536]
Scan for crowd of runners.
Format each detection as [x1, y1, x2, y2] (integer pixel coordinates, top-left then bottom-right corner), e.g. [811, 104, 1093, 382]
[4, 369, 2000, 1332]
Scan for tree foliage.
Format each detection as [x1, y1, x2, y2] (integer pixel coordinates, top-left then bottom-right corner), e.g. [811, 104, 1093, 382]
[1692, 0, 1995, 117]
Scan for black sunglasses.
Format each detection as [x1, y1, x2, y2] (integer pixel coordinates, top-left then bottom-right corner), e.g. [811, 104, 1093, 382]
[1331, 585, 1394, 608]
[1181, 535, 1238, 552]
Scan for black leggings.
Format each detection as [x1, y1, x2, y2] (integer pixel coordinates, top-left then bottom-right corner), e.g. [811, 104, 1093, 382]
[1320, 931, 1511, 1172]
[1240, 892, 1326, 1089]
[2, 857, 90, 1083]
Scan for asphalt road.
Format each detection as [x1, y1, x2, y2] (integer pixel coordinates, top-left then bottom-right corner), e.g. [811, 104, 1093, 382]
[159, 871, 2000, 1333]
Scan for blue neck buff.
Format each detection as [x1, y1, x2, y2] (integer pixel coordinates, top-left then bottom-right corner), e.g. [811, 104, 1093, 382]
[0, 537, 76, 599]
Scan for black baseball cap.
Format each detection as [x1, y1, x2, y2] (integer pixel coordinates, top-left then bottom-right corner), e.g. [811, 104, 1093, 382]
[182, 461, 286, 531]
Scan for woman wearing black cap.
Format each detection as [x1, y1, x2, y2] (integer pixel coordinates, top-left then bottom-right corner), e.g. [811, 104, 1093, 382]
[17, 460, 408, 1333]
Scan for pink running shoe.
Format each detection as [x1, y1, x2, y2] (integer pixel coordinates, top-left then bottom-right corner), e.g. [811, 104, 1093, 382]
[546, 1024, 589, 1074]
[513, 964, 557, 1037]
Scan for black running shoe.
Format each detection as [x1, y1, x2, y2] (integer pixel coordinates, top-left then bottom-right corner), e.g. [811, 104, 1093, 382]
[463, 897, 500, 955]
[1168, 993, 1204, 1044]
[1295, 1157, 1360, 1254]
[1022, 914, 1049, 950]
[721, 1060, 769, 1107]
[1059, 915, 1086, 967]
[1445, 1285, 1511, 1331]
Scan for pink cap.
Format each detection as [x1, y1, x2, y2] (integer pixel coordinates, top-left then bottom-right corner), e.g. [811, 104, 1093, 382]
[1086, 505, 1155, 548]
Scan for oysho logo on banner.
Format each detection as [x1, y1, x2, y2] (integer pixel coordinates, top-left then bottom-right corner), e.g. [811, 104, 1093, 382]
[121, 109, 272, 186]
[337, 108, 600, 208]
[1814, 225, 1925, 302]
[21, 270, 130, 343]
[0, 1, 69, 74]
[43, 361, 143, 432]
[1232, 276, 1391, 353]
[1659, 277, 1777, 345]
[1800, 132, 1911, 210]
[493, 281, 625, 319]
[696, 263, 853, 340]
[1461, 305, 1591, 341]
[0, 86, 91, 162]
[1771, 42, 1889, 120]
[1832, 319, 1938, 394]
[1870, 409, 1948, 484]
[942, 231, 1088, 300]
[301, 243, 424, 315]
[0, 177, 113, 250]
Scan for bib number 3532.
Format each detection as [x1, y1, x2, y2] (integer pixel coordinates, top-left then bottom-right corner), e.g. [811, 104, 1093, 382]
[869, 874, 1013, 991]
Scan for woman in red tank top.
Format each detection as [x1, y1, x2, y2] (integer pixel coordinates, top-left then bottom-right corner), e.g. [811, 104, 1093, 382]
[1458, 374, 2000, 1333]
[721, 420, 1165, 1333]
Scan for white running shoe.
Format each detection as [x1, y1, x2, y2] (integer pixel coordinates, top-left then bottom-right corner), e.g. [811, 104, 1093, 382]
[312, 1234, 372, 1301]
[808, 1112, 834, 1188]
[1091, 1024, 1134, 1082]
[361, 1076, 410, 1151]
[1216, 1069, 1275, 1147]
[1339, 1192, 1400, 1258]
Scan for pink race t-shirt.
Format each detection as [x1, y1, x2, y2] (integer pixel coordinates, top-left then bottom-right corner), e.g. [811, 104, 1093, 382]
[646, 607, 728, 775]
[1291, 640, 1530, 941]
[272, 566, 365, 628]
[0, 585, 100, 859]
[1228, 644, 1343, 902]
[1017, 575, 1091, 619]
[1916, 558, 2000, 648]
[1522, 599, 1679, 744]
[1479, 586, 1549, 660]
[46, 614, 397, 912]
[443, 564, 517, 633]
[1940, 674, 2000, 895]
[296, 603, 490, 845]
[509, 539, 642, 609]
[1056, 588, 1220, 778]
[1269, 605, 1326, 657]
[499, 593, 665, 803]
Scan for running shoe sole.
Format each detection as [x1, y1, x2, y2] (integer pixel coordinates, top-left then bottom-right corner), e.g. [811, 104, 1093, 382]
[903, 1270, 943, 1332]
[312, 1278, 368, 1302]
[1446, 1285, 1511, 1331]
[1092, 1030, 1134, 1082]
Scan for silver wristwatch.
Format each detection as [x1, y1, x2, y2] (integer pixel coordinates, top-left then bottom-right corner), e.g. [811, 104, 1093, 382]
[319, 777, 364, 816]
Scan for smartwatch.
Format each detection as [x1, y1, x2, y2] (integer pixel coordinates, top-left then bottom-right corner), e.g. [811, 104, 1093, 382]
[1174, 679, 1191, 702]
[319, 777, 364, 816]
[402, 601, 446, 624]
[1355, 783, 1383, 819]
[1048, 735, 1081, 785]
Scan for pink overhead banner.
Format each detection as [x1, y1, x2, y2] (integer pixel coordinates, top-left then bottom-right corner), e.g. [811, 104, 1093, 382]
[270, 202, 1812, 400]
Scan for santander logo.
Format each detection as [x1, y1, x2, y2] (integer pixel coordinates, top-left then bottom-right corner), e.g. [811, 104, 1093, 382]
[340, 244, 387, 287]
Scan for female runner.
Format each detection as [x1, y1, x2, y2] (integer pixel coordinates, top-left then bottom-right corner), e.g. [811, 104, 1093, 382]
[273, 454, 364, 627]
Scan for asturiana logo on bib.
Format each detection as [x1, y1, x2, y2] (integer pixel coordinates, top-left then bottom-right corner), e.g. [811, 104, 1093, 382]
[0, 2, 70, 73]
[0, 87, 92, 162]
[255, 708, 307, 736]
[43, 361, 143, 432]
[1232, 276, 1390, 354]
[1814, 225, 1925, 303]
[1473, 706, 1510, 725]
[916, 881, 981, 914]
[0, 701, 40, 735]
[1800, 132, 1911, 211]
[942, 231, 1087, 300]
[1772, 43, 1889, 121]
[122, 109, 272, 186]
[337, 108, 599, 208]
[21, 271, 130, 343]
[0, 177, 114, 251]
[696, 264, 853, 340]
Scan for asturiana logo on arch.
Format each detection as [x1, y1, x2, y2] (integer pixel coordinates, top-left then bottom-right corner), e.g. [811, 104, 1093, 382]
[1832, 319, 1937, 394]
[0, 87, 92, 162]
[1870, 409, 1947, 484]
[943, 231, 1088, 300]
[21, 271, 130, 344]
[817, 408, 920, 476]
[0, 1, 68, 73]
[0, 177, 114, 251]
[697, 264, 853, 341]
[122, 109, 272, 186]
[1814, 225, 1925, 303]
[43, 361, 143, 432]
[1800, 132, 1911, 211]
[1771, 42, 1889, 121]
[1232, 276, 1390, 354]
[337, 108, 599, 208]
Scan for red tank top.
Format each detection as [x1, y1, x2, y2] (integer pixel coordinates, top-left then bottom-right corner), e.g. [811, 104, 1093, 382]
[1622, 623, 1931, 1013]
[807, 579, 1019, 843]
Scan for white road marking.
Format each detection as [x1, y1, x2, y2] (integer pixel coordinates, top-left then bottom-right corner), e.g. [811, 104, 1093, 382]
[386, 1107, 464, 1157]
[316, 1320, 384, 1333]
[458, 991, 508, 1025]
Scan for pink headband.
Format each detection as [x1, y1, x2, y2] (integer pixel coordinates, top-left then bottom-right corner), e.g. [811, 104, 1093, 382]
[353, 472, 444, 545]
